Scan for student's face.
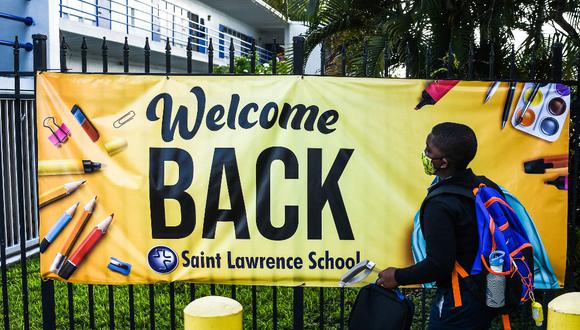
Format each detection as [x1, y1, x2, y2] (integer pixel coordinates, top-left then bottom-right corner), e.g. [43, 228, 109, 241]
[425, 133, 448, 171]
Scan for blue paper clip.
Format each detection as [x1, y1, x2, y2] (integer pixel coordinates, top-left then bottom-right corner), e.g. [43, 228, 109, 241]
[108, 257, 131, 276]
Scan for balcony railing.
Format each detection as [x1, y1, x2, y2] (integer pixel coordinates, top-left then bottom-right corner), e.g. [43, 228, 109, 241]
[59, 0, 275, 63]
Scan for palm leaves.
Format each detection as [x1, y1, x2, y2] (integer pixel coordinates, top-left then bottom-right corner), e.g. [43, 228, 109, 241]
[277, 0, 579, 79]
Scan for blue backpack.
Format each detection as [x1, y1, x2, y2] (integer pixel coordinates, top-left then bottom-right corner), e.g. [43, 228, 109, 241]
[412, 185, 559, 290]
[415, 182, 538, 315]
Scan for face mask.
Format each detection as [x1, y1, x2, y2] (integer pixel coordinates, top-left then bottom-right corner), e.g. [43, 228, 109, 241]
[421, 151, 437, 175]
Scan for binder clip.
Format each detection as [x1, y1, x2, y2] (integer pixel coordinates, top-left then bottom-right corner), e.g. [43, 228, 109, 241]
[108, 257, 131, 276]
[43, 117, 70, 147]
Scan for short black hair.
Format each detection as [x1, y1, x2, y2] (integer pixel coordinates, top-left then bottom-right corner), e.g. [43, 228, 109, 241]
[430, 122, 477, 169]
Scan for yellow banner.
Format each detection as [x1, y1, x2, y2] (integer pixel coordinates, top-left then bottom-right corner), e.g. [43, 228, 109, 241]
[36, 73, 568, 287]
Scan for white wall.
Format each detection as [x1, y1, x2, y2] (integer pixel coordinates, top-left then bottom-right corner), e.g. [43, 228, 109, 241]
[0, 0, 59, 91]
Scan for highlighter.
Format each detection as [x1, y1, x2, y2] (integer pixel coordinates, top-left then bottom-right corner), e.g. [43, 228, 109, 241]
[71, 104, 100, 142]
[39, 159, 101, 176]
[415, 80, 460, 110]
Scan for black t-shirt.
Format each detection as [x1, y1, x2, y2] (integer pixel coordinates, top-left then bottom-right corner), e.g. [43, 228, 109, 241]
[394, 168, 502, 288]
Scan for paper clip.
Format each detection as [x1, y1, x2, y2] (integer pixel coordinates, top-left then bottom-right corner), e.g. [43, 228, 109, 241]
[43, 117, 71, 146]
[113, 111, 135, 128]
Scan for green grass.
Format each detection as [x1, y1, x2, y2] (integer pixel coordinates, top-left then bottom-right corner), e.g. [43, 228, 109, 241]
[0, 256, 554, 329]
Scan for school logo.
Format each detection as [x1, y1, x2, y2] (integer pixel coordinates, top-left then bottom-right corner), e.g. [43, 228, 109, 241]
[147, 246, 178, 274]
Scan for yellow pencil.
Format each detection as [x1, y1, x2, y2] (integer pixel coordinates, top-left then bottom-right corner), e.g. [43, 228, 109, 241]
[39, 180, 85, 208]
[49, 196, 97, 273]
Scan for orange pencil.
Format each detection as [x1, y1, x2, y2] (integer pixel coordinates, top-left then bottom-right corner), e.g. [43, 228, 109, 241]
[49, 196, 96, 273]
[39, 180, 85, 208]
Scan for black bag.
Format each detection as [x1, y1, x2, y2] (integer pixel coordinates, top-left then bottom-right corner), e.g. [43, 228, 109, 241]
[348, 284, 414, 330]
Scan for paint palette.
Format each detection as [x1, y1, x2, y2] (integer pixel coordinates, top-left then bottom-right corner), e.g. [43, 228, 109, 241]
[511, 83, 571, 142]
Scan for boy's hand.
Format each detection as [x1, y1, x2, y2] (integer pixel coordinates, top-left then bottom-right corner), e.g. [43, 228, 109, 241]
[376, 267, 399, 289]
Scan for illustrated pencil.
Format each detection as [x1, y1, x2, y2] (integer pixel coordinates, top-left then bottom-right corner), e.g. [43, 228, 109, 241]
[49, 196, 97, 273]
[39, 202, 79, 253]
[58, 214, 113, 280]
[484, 81, 500, 103]
[39, 180, 85, 208]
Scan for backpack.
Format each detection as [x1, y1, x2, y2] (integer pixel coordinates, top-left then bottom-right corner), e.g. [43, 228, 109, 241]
[412, 187, 559, 290]
[420, 182, 535, 327]
[348, 284, 414, 330]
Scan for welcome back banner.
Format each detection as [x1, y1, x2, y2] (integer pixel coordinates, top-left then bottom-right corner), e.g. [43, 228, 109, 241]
[36, 73, 569, 287]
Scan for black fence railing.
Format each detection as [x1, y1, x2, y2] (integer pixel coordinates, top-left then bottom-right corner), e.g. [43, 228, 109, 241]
[0, 32, 578, 330]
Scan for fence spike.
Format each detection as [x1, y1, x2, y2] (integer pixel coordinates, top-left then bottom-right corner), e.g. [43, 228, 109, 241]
[208, 38, 214, 73]
[101, 37, 108, 73]
[362, 41, 368, 77]
[272, 38, 277, 75]
[229, 37, 235, 74]
[81, 37, 87, 73]
[426, 46, 432, 79]
[488, 42, 495, 80]
[384, 40, 390, 78]
[60, 36, 67, 73]
[320, 40, 325, 76]
[123, 37, 130, 73]
[186, 37, 193, 74]
[551, 42, 563, 80]
[144, 37, 150, 74]
[405, 42, 411, 78]
[165, 38, 171, 74]
[341, 44, 347, 76]
[447, 41, 453, 78]
[468, 44, 474, 80]
[250, 39, 256, 73]
[509, 44, 515, 79]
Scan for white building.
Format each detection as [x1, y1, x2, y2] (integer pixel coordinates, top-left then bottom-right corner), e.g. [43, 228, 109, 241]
[1, 0, 318, 91]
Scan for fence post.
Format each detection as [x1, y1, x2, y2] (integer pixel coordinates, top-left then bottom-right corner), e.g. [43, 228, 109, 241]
[291, 36, 305, 330]
[320, 40, 325, 76]
[102, 37, 108, 73]
[33, 33, 55, 330]
[405, 42, 411, 78]
[123, 37, 129, 73]
[208, 38, 214, 73]
[187, 38, 193, 74]
[565, 51, 580, 290]
[60, 36, 68, 73]
[488, 43, 495, 80]
[362, 41, 368, 77]
[551, 42, 563, 81]
[293, 36, 305, 75]
[341, 44, 347, 76]
[165, 38, 171, 74]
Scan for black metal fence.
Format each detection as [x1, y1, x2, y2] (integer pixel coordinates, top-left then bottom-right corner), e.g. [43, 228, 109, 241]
[0, 32, 578, 330]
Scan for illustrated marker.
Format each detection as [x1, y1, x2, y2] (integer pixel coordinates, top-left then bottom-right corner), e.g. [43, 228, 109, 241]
[71, 104, 100, 142]
[58, 214, 114, 280]
[40, 202, 79, 253]
[523, 155, 568, 174]
[38, 159, 101, 176]
[39, 180, 85, 208]
[50, 196, 97, 273]
[545, 176, 568, 191]
[415, 80, 460, 110]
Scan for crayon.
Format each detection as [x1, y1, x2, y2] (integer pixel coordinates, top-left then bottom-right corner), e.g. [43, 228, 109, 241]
[40, 202, 79, 253]
[50, 196, 97, 273]
[415, 80, 460, 110]
[39, 159, 101, 176]
[545, 176, 568, 191]
[58, 214, 113, 280]
[501, 82, 517, 129]
[71, 104, 100, 142]
[39, 180, 85, 208]
[524, 155, 568, 174]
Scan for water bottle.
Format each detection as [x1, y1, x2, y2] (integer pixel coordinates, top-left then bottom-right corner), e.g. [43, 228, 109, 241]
[486, 250, 506, 308]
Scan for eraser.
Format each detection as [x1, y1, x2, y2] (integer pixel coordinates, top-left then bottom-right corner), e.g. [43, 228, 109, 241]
[104, 138, 128, 156]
